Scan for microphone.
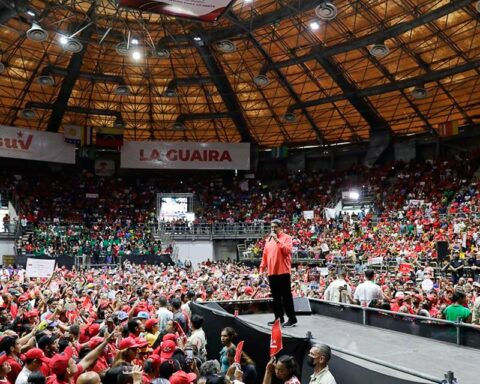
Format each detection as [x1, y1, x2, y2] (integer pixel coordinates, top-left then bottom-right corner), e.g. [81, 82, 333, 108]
[269, 231, 275, 241]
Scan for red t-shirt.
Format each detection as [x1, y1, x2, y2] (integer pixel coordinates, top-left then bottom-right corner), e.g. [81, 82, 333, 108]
[5, 356, 22, 384]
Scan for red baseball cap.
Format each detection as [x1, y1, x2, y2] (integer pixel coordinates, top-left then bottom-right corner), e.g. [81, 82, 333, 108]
[170, 370, 197, 384]
[119, 337, 148, 351]
[24, 348, 49, 363]
[50, 346, 74, 375]
[0, 353, 8, 365]
[145, 319, 159, 332]
[24, 309, 39, 319]
[87, 337, 104, 350]
[160, 340, 176, 359]
[162, 334, 177, 343]
[88, 323, 101, 337]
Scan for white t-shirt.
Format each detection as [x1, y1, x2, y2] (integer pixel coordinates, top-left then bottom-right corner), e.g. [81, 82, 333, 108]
[353, 281, 383, 306]
[323, 279, 352, 303]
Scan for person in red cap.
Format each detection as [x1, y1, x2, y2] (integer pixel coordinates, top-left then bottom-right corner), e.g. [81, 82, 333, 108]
[144, 319, 159, 347]
[85, 337, 109, 374]
[48, 332, 114, 384]
[15, 348, 49, 384]
[159, 340, 176, 362]
[0, 336, 22, 384]
[112, 337, 147, 368]
[169, 370, 197, 384]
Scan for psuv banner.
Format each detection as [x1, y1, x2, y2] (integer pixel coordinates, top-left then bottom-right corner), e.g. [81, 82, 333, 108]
[121, 141, 250, 170]
[0, 126, 75, 164]
[118, 0, 236, 22]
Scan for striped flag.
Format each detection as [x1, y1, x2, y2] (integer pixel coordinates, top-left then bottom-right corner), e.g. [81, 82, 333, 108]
[64, 125, 92, 146]
[437, 121, 459, 137]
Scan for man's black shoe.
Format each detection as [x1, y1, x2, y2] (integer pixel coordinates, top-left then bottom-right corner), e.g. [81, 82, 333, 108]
[282, 320, 298, 328]
[268, 319, 284, 326]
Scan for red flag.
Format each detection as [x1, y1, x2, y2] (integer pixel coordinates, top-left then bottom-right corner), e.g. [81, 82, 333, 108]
[234, 341, 244, 363]
[399, 263, 413, 274]
[174, 321, 187, 344]
[270, 319, 283, 357]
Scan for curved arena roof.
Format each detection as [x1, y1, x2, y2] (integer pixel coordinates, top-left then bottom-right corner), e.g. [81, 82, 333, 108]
[0, 0, 479, 147]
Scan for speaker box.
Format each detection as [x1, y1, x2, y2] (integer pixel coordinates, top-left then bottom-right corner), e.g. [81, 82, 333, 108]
[293, 297, 312, 314]
[437, 241, 449, 261]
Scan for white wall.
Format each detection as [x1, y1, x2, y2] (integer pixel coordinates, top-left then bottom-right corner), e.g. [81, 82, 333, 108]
[0, 239, 15, 264]
[175, 240, 214, 269]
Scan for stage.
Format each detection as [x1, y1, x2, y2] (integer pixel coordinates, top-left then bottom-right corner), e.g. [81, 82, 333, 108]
[240, 313, 479, 384]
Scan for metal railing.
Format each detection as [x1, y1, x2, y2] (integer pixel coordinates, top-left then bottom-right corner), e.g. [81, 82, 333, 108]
[157, 222, 271, 239]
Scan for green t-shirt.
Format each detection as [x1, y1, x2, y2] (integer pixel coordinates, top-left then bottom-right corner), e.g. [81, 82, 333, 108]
[444, 304, 471, 322]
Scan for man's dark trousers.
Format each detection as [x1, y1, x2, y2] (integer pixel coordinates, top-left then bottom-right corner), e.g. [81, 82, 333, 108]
[268, 273, 297, 322]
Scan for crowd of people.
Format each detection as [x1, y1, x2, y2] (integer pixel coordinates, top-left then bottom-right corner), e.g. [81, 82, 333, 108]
[0, 260, 339, 384]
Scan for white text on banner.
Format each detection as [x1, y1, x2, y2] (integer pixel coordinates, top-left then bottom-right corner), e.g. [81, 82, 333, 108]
[0, 126, 75, 164]
[121, 141, 250, 170]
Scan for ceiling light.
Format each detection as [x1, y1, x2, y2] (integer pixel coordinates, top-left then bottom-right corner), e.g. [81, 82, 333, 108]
[369, 43, 390, 58]
[244, 0, 252, 3]
[20, 108, 36, 120]
[131, 38, 139, 45]
[216, 40, 236, 53]
[172, 122, 185, 131]
[132, 51, 141, 60]
[164, 89, 177, 98]
[37, 75, 55, 87]
[116, 42, 130, 56]
[26, 10, 36, 17]
[155, 48, 170, 59]
[476, 1, 480, 13]
[59, 35, 68, 45]
[193, 36, 202, 41]
[315, 2, 338, 21]
[253, 74, 269, 87]
[0, 62, 5, 74]
[310, 21, 320, 31]
[62, 37, 83, 53]
[26, 23, 48, 42]
[411, 86, 428, 99]
[114, 85, 131, 96]
[283, 113, 297, 123]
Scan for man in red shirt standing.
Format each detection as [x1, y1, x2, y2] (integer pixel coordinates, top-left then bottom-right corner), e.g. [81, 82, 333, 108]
[260, 219, 297, 327]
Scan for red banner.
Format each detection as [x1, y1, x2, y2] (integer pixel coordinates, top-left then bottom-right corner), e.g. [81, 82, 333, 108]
[270, 320, 283, 357]
[399, 263, 413, 274]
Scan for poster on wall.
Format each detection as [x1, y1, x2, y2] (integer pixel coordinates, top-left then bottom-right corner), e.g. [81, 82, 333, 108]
[118, 0, 236, 22]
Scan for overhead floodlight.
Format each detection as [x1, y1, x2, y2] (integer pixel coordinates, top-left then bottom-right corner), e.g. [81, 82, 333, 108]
[244, 0, 252, 3]
[62, 37, 83, 53]
[253, 74, 269, 87]
[114, 85, 130, 96]
[310, 21, 320, 31]
[216, 40, 236, 53]
[156, 48, 170, 59]
[193, 36, 202, 41]
[59, 35, 68, 45]
[172, 122, 185, 131]
[20, 108, 36, 120]
[132, 50, 142, 61]
[131, 38, 139, 45]
[26, 10, 36, 17]
[348, 191, 360, 200]
[369, 43, 390, 58]
[0, 62, 5, 74]
[315, 2, 338, 21]
[283, 113, 297, 123]
[27, 23, 48, 42]
[164, 89, 177, 97]
[37, 75, 55, 86]
[411, 86, 428, 99]
[116, 42, 130, 56]
[476, 1, 480, 12]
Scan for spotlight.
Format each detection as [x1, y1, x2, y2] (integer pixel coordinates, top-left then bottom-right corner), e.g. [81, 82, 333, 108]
[21, 108, 36, 120]
[59, 35, 68, 45]
[193, 36, 202, 41]
[411, 86, 428, 99]
[114, 85, 131, 96]
[310, 21, 320, 31]
[253, 74, 269, 87]
[0, 62, 5, 74]
[369, 43, 390, 58]
[26, 23, 48, 42]
[26, 10, 36, 17]
[132, 51, 141, 61]
[283, 113, 297, 123]
[315, 2, 338, 21]
[131, 38, 139, 45]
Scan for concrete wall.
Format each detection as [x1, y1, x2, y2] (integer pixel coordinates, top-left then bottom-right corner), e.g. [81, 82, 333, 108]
[213, 240, 239, 262]
[0, 238, 15, 265]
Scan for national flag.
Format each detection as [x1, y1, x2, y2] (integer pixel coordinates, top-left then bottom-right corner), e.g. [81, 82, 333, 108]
[96, 127, 124, 149]
[437, 121, 459, 137]
[271, 146, 289, 159]
[269, 319, 283, 357]
[64, 125, 92, 146]
[234, 340, 244, 363]
[174, 321, 187, 344]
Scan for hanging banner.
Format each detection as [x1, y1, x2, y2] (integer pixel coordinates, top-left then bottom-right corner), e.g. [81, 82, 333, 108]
[0, 126, 75, 164]
[118, 0, 236, 22]
[121, 141, 250, 170]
